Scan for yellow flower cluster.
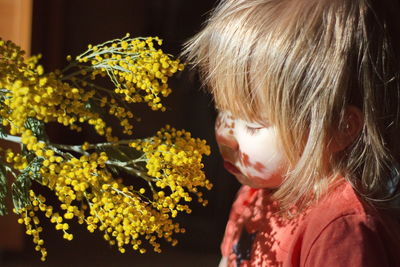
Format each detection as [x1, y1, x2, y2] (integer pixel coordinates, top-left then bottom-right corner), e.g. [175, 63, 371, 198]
[0, 36, 212, 260]
[0, 35, 184, 142]
[131, 125, 212, 212]
[35, 145, 209, 255]
[0, 38, 115, 142]
[5, 127, 211, 258]
[16, 190, 73, 261]
[76, 34, 184, 112]
[102, 97, 135, 135]
[0, 39, 24, 88]
[5, 149, 28, 170]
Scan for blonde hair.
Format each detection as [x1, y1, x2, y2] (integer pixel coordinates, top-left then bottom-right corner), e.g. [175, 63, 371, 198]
[183, 0, 400, 211]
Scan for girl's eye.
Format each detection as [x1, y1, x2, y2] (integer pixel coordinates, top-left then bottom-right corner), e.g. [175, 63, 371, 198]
[245, 125, 263, 134]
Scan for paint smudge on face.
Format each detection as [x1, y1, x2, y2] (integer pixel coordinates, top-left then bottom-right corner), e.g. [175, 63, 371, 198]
[254, 162, 266, 172]
[216, 112, 235, 130]
[242, 153, 251, 167]
[215, 112, 237, 150]
[216, 111, 286, 188]
[241, 153, 266, 173]
[216, 133, 238, 151]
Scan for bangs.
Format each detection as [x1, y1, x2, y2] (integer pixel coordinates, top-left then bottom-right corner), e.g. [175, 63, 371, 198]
[182, 0, 294, 124]
[210, 77, 266, 124]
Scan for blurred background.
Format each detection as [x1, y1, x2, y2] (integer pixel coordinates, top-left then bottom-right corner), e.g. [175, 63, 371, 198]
[0, 0, 242, 266]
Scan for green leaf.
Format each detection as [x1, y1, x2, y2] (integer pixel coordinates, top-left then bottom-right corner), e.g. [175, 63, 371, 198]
[0, 164, 8, 215]
[24, 117, 48, 142]
[22, 153, 43, 183]
[12, 173, 31, 213]
[84, 101, 92, 110]
[10, 153, 42, 214]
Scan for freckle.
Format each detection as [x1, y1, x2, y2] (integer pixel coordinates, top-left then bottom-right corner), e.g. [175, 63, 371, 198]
[231, 122, 235, 128]
[254, 162, 265, 172]
[242, 153, 251, 167]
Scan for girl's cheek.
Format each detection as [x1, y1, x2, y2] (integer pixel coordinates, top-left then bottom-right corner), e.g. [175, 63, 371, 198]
[240, 152, 268, 176]
[240, 152, 265, 170]
[238, 128, 286, 177]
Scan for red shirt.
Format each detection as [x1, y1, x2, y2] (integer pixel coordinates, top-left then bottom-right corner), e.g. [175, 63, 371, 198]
[221, 181, 400, 266]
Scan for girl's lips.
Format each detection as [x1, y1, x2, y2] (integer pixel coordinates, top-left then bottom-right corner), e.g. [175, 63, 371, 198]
[223, 161, 241, 174]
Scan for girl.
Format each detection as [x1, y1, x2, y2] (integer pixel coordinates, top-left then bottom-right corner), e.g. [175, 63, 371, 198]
[183, 0, 400, 266]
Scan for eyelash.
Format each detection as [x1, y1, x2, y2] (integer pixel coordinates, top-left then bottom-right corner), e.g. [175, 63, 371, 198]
[245, 126, 262, 134]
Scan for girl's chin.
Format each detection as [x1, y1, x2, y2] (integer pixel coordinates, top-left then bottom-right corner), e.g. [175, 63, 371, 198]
[235, 173, 283, 189]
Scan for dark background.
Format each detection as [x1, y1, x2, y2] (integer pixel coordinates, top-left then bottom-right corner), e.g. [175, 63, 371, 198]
[2, 0, 242, 266]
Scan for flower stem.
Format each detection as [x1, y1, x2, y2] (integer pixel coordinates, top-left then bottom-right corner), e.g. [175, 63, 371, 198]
[0, 134, 22, 144]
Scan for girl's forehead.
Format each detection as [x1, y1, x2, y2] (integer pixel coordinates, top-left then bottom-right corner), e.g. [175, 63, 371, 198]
[211, 83, 271, 125]
[217, 109, 269, 126]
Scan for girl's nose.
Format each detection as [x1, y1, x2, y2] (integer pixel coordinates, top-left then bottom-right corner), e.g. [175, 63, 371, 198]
[215, 133, 239, 151]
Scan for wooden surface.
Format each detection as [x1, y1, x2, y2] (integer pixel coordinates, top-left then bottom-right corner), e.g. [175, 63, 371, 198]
[0, 0, 32, 251]
[0, 0, 32, 55]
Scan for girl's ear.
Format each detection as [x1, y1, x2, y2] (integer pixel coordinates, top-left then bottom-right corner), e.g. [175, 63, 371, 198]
[330, 105, 364, 153]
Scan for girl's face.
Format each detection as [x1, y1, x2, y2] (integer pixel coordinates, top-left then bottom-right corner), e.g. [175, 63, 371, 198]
[215, 111, 288, 188]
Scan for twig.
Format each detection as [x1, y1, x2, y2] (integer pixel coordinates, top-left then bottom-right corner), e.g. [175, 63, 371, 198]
[0, 134, 21, 144]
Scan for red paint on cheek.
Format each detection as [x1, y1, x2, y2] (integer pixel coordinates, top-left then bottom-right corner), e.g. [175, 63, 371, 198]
[224, 120, 234, 129]
[240, 153, 266, 172]
[254, 162, 266, 172]
[216, 134, 238, 150]
[215, 116, 235, 132]
[241, 153, 251, 167]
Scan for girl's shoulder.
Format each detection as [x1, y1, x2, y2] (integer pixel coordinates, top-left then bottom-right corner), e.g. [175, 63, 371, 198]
[297, 180, 400, 266]
[309, 180, 371, 219]
[306, 180, 397, 226]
